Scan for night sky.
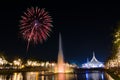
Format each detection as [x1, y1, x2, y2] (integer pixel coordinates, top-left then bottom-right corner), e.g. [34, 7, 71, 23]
[0, 1, 119, 66]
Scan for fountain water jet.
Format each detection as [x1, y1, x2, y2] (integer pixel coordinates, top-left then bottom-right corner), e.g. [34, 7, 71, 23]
[57, 33, 65, 73]
[54, 33, 74, 73]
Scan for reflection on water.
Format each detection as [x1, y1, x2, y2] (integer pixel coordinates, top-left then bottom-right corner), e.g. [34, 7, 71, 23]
[55, 73, 77, 80]
[12, 73, 23, 80]
[26, 72, 39, 80]
[57, 73, 65, 80]
[0, 71, 115, 80]
[85, 71, 104, 80]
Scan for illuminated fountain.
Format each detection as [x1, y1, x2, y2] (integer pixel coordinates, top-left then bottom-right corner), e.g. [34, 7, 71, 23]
[54, 33, 74, 73]
[57, 33, 65, 73]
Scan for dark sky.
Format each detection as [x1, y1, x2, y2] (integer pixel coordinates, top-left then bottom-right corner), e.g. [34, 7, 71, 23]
[0, 1, 119, 66]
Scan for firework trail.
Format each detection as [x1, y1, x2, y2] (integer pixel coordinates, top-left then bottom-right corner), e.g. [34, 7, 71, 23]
[19, 7, 53, 51]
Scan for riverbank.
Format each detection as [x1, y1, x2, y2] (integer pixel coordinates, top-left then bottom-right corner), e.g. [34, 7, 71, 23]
[0, 67, 48, 74]
[106, 69, 120, 80]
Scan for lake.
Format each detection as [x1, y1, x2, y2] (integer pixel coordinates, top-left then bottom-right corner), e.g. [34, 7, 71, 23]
[0, 71, 114, 80]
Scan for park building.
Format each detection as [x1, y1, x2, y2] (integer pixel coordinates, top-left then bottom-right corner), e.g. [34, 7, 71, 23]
[82, 52, 104, 68]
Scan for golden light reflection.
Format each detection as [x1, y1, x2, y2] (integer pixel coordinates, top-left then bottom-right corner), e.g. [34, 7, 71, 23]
[55, 73, 77, 80]
[58, 73, 65, 80]
[0, 75, 7, 80]
[12, 73, 23, 80]
[41, 76, 44, 80]
[26, 72, 39, 80]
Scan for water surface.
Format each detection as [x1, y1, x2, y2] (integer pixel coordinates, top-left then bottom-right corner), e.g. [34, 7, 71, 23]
[0, 71, 114, 80]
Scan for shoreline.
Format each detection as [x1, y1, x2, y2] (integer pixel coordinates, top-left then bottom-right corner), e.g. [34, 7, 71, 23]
[106, 69, 120, 80]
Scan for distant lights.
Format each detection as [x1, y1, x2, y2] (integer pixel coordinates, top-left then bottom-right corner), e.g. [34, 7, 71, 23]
[0, 56, 79, 72]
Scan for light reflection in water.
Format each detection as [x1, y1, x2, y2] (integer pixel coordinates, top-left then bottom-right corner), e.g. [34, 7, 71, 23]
[85, 72, 88, 80]
[57, 73, 65, 80]
[26, 72, 39, 80]
[85, 71, 105, 80]
[101, 73, 104, 80]
[41, 76, 44, 80]
[91, 72, 99, 80]
[0, 71, 115, 80]
[12, 73, 23, 80]
[55, 73, 78, 80]
[0, 75, 7, 80]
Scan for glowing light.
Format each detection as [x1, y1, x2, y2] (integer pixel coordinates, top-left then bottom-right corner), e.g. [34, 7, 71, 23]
[13, 59, 22, 66]
[13, 73, 23, 80]
[86, 72, 89, 80]
[51, 63, 55, 66]
[26, 60, 40, 67]
[105, 28, 120, 69]
[41, 62, 45, 67]
[0, 57, 8, 65]
[101, 73, 104, 80]
[45, 61, 49, 67]
[26, 72, 39, 80]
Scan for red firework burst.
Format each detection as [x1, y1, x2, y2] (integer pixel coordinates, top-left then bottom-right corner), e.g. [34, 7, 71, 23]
[19, 7, 53, 51]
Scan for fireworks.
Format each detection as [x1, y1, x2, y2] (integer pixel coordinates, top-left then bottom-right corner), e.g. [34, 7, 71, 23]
[19, 7, 53, 51]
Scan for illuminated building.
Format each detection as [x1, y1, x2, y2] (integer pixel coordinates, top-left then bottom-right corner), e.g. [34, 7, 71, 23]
[82, 52, 104, 68]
